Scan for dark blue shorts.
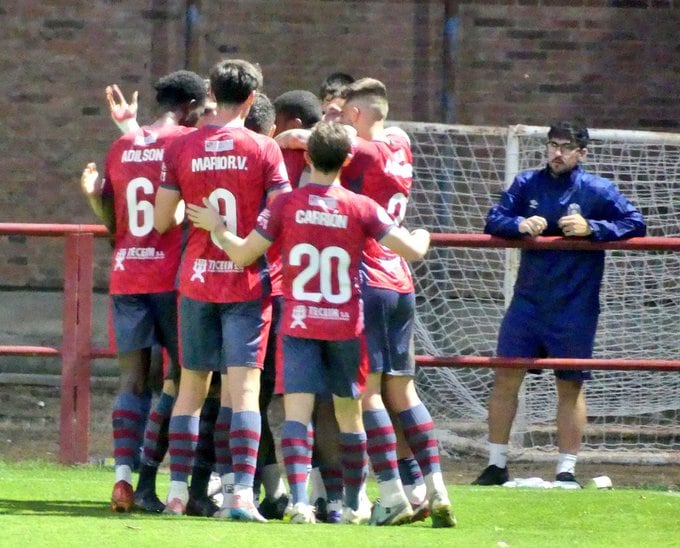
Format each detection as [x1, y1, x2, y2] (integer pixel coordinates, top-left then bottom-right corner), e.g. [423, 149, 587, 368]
[361, 285, 416, 376]
[497, 300, 597, 381]
[178, 295, 271, 373]
[111, 292, 179, 379]
[282, 335, 367, 399]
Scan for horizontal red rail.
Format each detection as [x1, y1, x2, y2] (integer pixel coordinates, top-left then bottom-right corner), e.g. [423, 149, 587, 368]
[431, 233, 680, 251]
[415, 355, 680, 372]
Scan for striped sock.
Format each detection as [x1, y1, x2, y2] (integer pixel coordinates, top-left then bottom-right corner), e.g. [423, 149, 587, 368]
[363, 408, 400, 483]
[112, 391, 146, 468]
[231, 410, 261, 489]
[398, 404, 441, 476]
[281, 420, 311, 504]
[339, 431, 368, 511]
[320, 464, 343, 503]
[168, 414, 199, 483]
[191, 396, 220, 498]
[214, 406, 233, 477]
[141, 391, 174, 467]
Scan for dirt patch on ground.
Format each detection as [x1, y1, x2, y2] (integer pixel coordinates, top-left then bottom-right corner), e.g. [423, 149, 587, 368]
[1, 383, 679, 490]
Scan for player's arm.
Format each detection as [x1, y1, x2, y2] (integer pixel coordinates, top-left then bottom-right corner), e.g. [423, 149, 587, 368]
[106, 84, 140, 134]
[379, 226, 431, 261]
[186, 198, 271, 266]
[274, 128, 311, 150]
[80, 162, 115, 233]
[154, 186, 181, 234]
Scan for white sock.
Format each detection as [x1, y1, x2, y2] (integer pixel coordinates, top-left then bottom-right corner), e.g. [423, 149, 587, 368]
[233, 484, 254, 504]
[309, 467, 327, 501]
[220, 472, 234, 509]
[167, 480, 189, 502]
[423, 471, 448, 501]
[556, 453, 577, 475]
[115, 464, 132, 484]
[488, 443, 509, 468]
[262, 463, 287, 499]
[404, 482, 426, 505]
[377, 478, 407, 507]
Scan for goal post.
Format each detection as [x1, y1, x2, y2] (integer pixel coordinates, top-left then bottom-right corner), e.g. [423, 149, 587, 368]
[394, 121, 680, 463]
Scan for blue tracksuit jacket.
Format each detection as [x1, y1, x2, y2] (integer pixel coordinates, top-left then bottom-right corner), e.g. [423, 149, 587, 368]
[484, 164, 646, 317]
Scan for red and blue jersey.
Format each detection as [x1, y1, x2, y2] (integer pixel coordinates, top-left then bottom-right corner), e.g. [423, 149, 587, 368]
[340, 131, 414, 293]
[102, 124, 192, 294]
[257, 183, 394, 340]
[161, 124, 290, 302]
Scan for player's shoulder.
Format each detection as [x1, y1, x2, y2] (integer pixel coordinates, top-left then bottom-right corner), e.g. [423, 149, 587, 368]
[384, 126, 412, 147]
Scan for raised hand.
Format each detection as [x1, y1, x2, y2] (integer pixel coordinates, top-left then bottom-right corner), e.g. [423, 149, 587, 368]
[106, 84, 138, 123]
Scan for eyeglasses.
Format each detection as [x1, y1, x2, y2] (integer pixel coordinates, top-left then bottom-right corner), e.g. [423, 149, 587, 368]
[547, 141, 581, 153]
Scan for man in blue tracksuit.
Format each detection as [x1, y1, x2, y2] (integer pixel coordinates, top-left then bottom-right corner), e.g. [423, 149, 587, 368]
[473, 121, 646, 486]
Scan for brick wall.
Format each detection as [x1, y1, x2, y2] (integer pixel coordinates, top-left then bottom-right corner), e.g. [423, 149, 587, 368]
[0, 0, 678, 289]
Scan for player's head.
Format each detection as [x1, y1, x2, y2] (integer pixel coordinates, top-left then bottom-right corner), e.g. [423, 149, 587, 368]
[153, 70, 207, 127]
[245, 93, 276, 136]
[548, 120, 590, 149]
[272, 90, 323, 135]
[209, 59, 263, 106]
[306, 121, 351, 174]
[547, 120, 589, 175]
[319, 71, 355, 111]
[339, 77, 389, 126]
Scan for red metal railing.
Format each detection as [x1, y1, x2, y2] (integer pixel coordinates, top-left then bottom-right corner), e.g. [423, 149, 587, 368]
[0, 223, 113, 464]
[1, 224, 680, 464]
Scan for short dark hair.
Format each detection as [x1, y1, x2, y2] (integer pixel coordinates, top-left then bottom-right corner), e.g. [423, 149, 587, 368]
[154, 70, 207, 109]
[209, 59, 263, 105]
[340, 77, 389, 119]
[307, 121, 351, 173]
[319, 71, 355, 100]
[245, 93, 275, 135]
[273, 90, 322, 129]
[548, 121, 590, 149]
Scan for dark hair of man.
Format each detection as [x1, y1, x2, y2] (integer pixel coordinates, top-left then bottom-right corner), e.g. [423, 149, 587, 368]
[154, 70, 207, 109]
[209, 59, 263, 106]
[245, 93, 275, 134]
[307, 121, 351, 174]
[548, 120, 590, 149]
[340, 77, 389, 119]
[319, 71, 355, 100]
[273, 90, 323, 129]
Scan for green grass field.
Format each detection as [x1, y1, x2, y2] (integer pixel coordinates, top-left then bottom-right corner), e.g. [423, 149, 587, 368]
[1, 461, 678, 548]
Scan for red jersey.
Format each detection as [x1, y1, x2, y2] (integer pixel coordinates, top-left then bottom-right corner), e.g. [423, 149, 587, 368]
[161, 124, 290, 302]
[257, 183, 394, 340]
[102, 125, 192, 294]
[340, 132, 414, 293]
[269, 148, 310, 297]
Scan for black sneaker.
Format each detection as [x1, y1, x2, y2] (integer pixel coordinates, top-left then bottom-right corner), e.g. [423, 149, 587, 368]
[555, 472, 582, 488]
[258, 493, 289, 520]
[133, 489, 165, 513]
[313, 497, 328, 522]
[471, 465, 509, 486]
[186, 495, 219, 517]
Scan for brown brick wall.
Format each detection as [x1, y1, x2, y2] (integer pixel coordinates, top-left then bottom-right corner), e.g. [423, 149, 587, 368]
[0, 0, 678, 289]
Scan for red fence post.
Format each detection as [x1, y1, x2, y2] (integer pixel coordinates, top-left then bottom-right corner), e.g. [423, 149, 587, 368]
[59, 233, 94, 464]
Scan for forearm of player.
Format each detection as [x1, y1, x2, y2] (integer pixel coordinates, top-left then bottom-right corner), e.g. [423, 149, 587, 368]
[213, 226, 270, 267]
[380, 226, 431, 261]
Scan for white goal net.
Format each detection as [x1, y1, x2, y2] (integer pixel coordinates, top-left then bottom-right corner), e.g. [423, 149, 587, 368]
[395, 122, 680, 463]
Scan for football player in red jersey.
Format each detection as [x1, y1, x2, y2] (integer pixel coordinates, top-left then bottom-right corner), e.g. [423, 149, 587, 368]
[187, 121, 431, 525]
[154, 59, 290, 521]
[81, 70, 207, 513]
[338, 78, 455, 528]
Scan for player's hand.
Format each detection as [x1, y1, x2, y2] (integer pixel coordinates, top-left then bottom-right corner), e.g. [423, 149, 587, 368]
[106, 84, 138, 123]
[518, 215, 547, 237]
[186, 197, 223, 232]
[558, 213, 592, 237]
[81, 162, 100, 196]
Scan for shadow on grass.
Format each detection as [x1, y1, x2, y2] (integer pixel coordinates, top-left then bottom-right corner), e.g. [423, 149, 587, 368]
[0, 499, 112, 517]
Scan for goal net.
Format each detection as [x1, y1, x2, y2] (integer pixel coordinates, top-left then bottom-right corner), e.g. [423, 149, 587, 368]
[394, 122, 680, 463]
